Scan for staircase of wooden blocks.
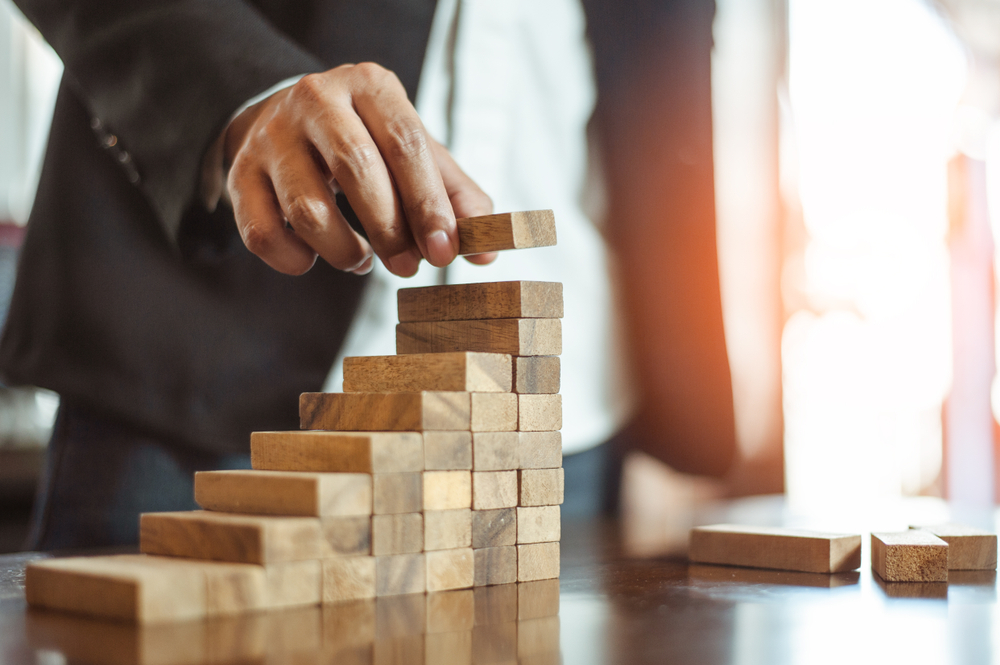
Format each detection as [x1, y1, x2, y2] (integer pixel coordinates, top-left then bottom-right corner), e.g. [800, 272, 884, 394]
[25, 211, 564, 624]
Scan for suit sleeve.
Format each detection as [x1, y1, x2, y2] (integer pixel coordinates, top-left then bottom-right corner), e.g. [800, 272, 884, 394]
[12, 0, 326, 242]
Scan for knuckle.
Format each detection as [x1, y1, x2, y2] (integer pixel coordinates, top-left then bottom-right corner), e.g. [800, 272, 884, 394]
[292, 73, 325, 103]
[336, 140, 380, 178]
[385, 121, 428, 161]
[240, 220, 279, 256]
[284, 196, 328, 237]
[352, 61, 389, 84]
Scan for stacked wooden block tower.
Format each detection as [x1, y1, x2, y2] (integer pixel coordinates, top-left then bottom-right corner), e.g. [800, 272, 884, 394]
[25, 210, 564, 623]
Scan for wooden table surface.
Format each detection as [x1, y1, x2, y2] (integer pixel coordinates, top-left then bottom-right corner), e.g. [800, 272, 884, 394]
[0, 516, 994, 664]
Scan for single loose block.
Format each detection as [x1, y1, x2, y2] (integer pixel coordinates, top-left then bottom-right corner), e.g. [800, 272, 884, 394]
[455, 210, 557, 254]
[871, 531, 948, 582]
[344, 352, 512, 393]
[474, 546, 517, 586]
[376, 554, 426, 596]
[423, 471, 472, 510]
[472, 508, 517, 549]
[688, 524, 863, 574]
[323, 556, 376, 602]
[473, 432, 519, 470]
[518, 395, 562, 432]
[396, 319, 561, 356]
[518, 469, 564, 507]
[373, 473, 422, 515]
[251, 431, 422, 474]
[516, 506, 560, 544]
[424, 509, 472, 550]
[471, 393, 518, 432]
[300, 392, 470, 431]
[397, 281, 563, 323]
[518, 432, 562, 469]
[424, 431, 472, 470]
[372, 513, 424, 556]
[513, 356, 561, 394]
[912, 524, 998, 570]
[473, 471, 518, 510]
[426, 548, 475, 592]
[517, 542, 560, 582]
[194, 470, 372, 517]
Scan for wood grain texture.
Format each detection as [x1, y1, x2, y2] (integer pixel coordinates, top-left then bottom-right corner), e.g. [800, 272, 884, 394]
[517, 542, 560, 582]
[456, 210, 557, 254]
[423, 471, 472, 511]
[516, 506, 560, 544]
[321, 516, 371, 556]
[397, 281, 563, 323]
[373, 473, 422, 515]
[518, 432, 562, 469]
[474, 546, 518, 586]
[517, 395, 562, 432]
[472, 508, 517, 549]
[424, 509, 472, 551]
[140, 511, 330, 565]
[473, 471, 518, 510]
[322, 556, 376, 602]
[912, 524, 998, 570]
[872, 531, 948, 582]
[300, 392, 470, 431]
[396, 319, 562, 356]
[426, 589, 475, 633]
[251, 431, 422, 474]
[513, 356, 561, 394]
[471, 393, 518, 432]
[344, 352, 512, 393]
[424, 431, 472, 470]
[688, 524, 863, 574]
[376, 554, 426, 596]
[195, 470, 372, 517]
[473, 432, 519, 470]
[518, 469, 564, 507]
[372, 513, 424, 556]
[426, 548, 475, 592]
[518, 579, 560, 619]
[265, 560, 322, 609]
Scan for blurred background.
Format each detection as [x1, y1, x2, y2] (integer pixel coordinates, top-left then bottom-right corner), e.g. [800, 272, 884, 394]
[0, 0, 994, 551]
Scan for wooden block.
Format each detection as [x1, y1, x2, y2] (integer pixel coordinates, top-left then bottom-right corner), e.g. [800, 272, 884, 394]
[376, 553, 426, 596]
[397, 280, 563, 323]
[518, 432, 562, 469]
[871, 531, 948, 582]
[473, 432, 519, 470]
[195, 470, 372, 517]
[688, 524, 863, 574]
[426, 548, 475, 592]
[518, 469, 564, 507]
[300, 392, 470, 431]
[426, 589, 475, 633]
[140, 511, 329, 564]
[396, 319, 562, 356]
[473, 547, 517, 586]
[513, 356, 560, 394]
[517, 579, 560, 620]
[251, 430, 422, 474]
[373, 473, 422, 514]
[472, 508, 516, 549]
[265, 559, 322, 609]
[471, 393, 518, 432]
[517, 542, 560, 582]
[455, 210, 557, 254]
[344, 352, 512, 393]
[423, 471, 472, 510]
[912, 524, 998, 570]
[517, 394, 562, 432]
[322, 556, 376, 602]
[516, 506, 560, 544]
[424, 431, 472, 470]
[321, 515, 371, 556]
[518, 616, 560, 659]
[473, 471, 518, 510]
[473, 583, 518, 624]
[425, 509, 472, 550]
[372, 513, 424, 556]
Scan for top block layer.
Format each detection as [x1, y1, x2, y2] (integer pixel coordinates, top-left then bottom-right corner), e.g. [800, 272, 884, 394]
[688, 524, 862, 574]
[397, 281, 563, 322]
[456, 210, 556, 254]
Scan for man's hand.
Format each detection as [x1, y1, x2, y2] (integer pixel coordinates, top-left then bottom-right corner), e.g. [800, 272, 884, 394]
[225, 63, 496, 277]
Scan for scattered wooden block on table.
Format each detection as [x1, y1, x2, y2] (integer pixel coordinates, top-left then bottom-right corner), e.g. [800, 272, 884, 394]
[300, 392, 470, 431]
[455, 210, 557, 255]
[474, 546, 518, 586]
[397, 281, 563, 323]
[688, 524, 863, 574]
[518, 394, 562, 432]
[872, 531, 948, 582]
[323, 556, 376, 602]
[373, 473, 422, 515]
[473, 432, 519, 470]
[912, 524, 998, 570]
[376, 554, 426, 596]
[472, 508, 517, 549]
[471, 393, 518, 432]
[372, 513, 424, 556]
[518, 432, 562, 469]
[517, 506, 560, 544]
[517, 542, 560, 582]
[424, 509, 472, 550]
[517, 579, 560, 620]
[343, 352, 512, 393]
[321, 515, 372, 556]
[426, 548, 475, 592]
[518, 469, 564, 507]
[140, 511, 330, 565]
[194, 470, 372, 517]
[514, 356, 561, 394]
[473, 471, 518, 510]
[251, 431, 422, 474]
[424, 431, 472, 470]
[396, 319, 561, 356]
[423, 471, 472, 511]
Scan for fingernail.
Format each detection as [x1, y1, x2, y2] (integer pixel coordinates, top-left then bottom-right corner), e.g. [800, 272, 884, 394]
[350, 255, 374, 275]
[425, 230, 455, 267]
[385, 248, 421, 276]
